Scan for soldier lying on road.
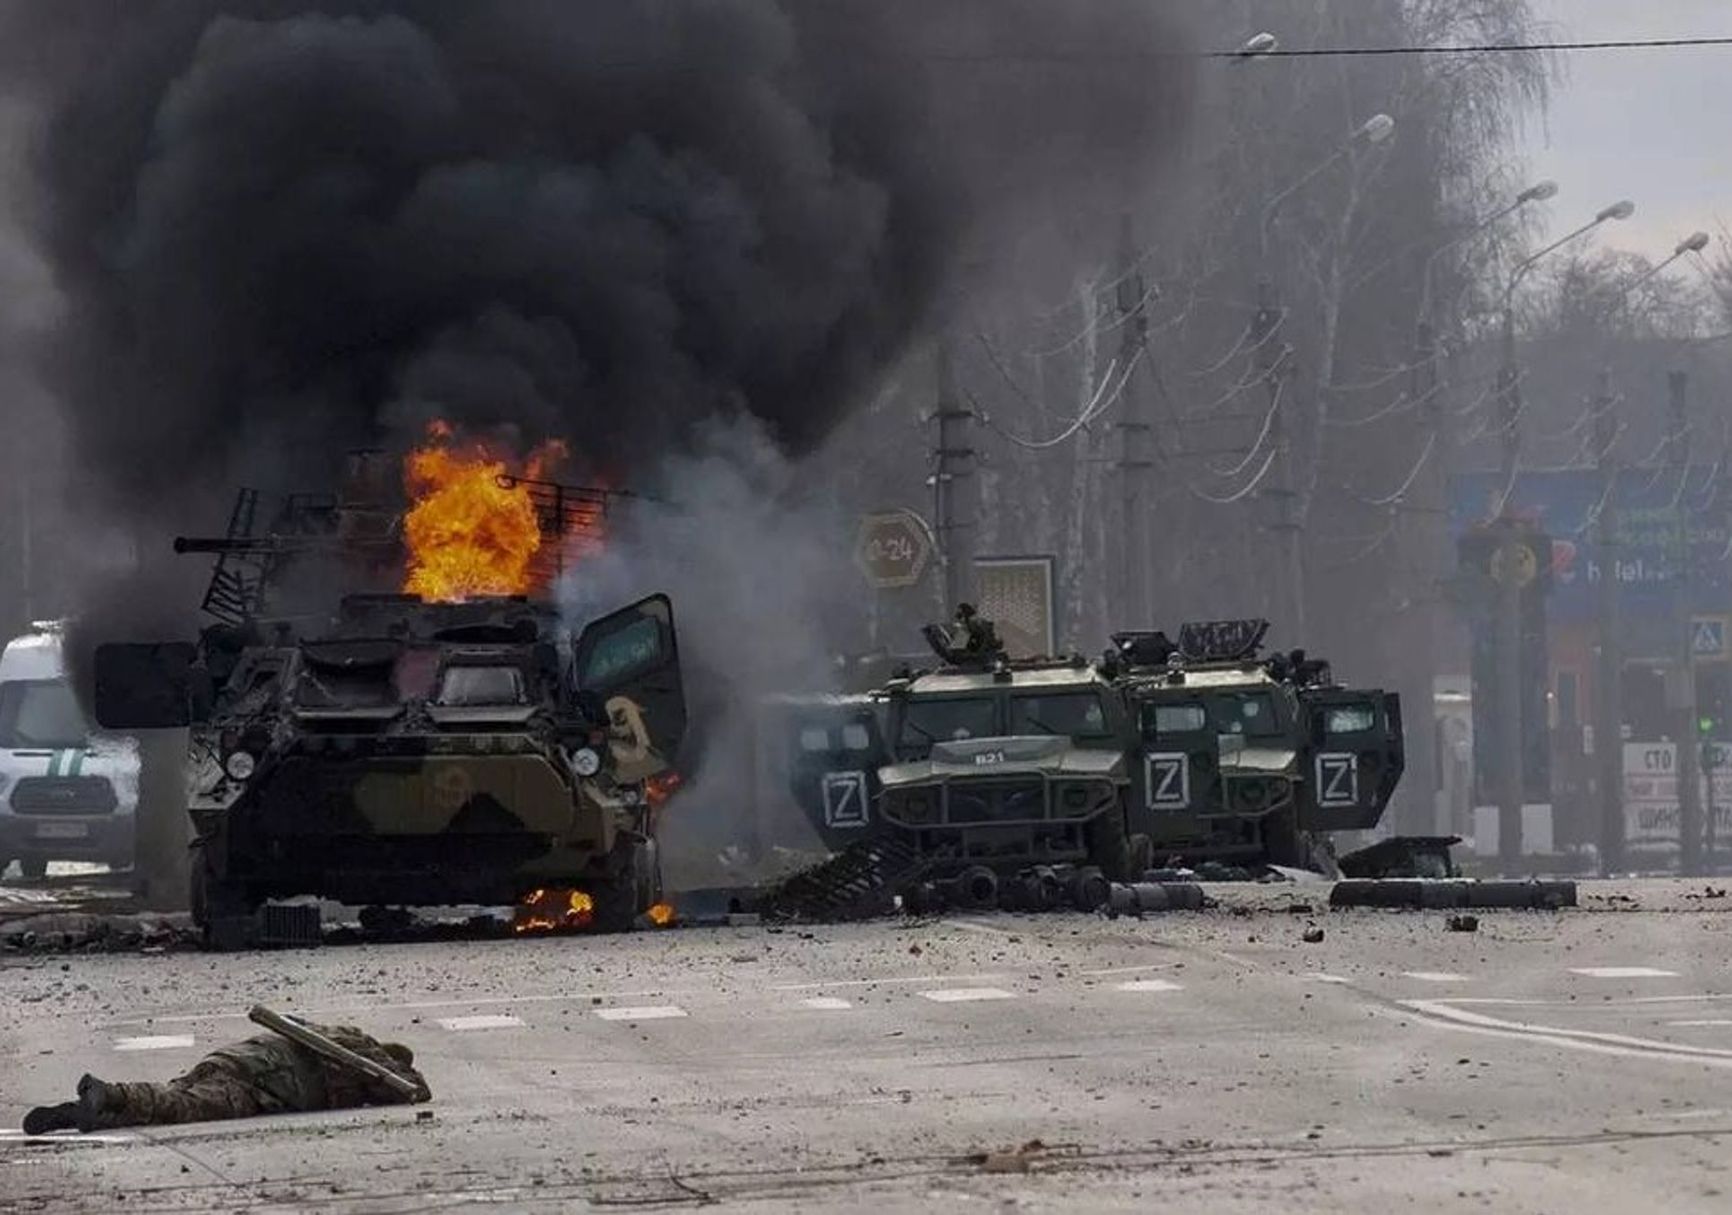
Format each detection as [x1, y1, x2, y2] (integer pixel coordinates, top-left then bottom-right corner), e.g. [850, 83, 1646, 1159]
[23, 1017, 430, 1134]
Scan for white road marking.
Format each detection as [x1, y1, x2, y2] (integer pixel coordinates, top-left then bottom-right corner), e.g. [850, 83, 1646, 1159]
[800, 997, 854, 1011]
[1670, 1020, 1732, 1028]
[436, 1015, 525, 1032]
[772, 973, 1010, 992]
[0, 1130, 135, 1145]
[1402, 972, 1470, 983]
[113, 1035, 196, 1052]
[947, 920, 1016, 938]
[1300, 973, 1352, 984]
[1080, 963, 1181, 977]
[919, 987, 1016, 1004]
[1569, 966, 1680, 979]
[1404, 999, 1732, 1068]
[1115, 979, 1183, 993]
[594, 1005, 688, 1022]
[113, 985, 706, 1027]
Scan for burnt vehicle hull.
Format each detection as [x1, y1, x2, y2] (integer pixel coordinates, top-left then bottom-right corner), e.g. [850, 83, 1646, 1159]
[99, 592, 684, 943]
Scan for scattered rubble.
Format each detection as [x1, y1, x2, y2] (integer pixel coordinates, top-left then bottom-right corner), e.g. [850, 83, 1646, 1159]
[1446, 914, 1480, 933]
[1302, 925, 1326, 943]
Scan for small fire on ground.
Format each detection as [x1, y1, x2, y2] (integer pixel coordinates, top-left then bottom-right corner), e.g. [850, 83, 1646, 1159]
[645, 902, 676, 928]
[513, 888, 594, 935]
[402, 421, 569, 602]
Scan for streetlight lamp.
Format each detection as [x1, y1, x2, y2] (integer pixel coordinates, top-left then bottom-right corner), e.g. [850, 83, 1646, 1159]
[1259, 113, 1396, 258]
[1419, 181, 1558, 330]
[1238, 32, 1280, 59]
[1621, 231, 1711, 298]
[1498, 199, 1636, 481]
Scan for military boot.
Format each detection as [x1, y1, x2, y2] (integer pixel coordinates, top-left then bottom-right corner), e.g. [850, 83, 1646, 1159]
[74, 1074, 119, 1131]
[21, 1102, 80, 1135]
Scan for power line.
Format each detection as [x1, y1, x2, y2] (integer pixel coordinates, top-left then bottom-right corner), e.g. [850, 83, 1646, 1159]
[1211, 36, 1732, 60]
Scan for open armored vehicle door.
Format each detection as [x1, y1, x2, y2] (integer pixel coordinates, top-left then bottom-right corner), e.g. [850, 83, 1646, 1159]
[573, 595, 686, 776]
[1298, 688, 1404, 831]
[93, 642, 213, 730]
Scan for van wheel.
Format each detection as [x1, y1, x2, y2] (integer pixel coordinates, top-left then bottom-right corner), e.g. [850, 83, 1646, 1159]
[20, 858, 47, 881]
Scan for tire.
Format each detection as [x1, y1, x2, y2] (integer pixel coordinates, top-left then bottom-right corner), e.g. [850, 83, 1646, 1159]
[189, 847, 255, 947]
[592, 837, 656, 934]
[20, 857, 47, 881]
[1128, 833, 1154, 880]
[1086, 811, 1138, 883]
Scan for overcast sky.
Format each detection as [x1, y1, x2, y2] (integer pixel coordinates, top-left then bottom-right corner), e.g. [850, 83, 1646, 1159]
[1519, 0, 1730, 262]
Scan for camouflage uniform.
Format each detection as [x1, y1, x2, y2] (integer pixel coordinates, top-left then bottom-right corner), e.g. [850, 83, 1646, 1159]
[26, 1022, 428, 1133]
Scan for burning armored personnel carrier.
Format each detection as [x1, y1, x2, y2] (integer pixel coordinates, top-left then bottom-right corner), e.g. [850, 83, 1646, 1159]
[770, 612, 1404, 916]
[93, 447, 685, 945]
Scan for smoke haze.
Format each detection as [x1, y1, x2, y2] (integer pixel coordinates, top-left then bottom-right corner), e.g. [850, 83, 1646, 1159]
[0, 1, 1190, 516]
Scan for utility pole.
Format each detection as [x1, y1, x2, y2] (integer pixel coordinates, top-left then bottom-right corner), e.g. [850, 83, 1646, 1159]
[1592, 370, 1625, 874]
[1113, 215, 1153, 627]
[1252, 278, 1303, 638]
[931, 338, 975, 612]
[1671, 370, 1704, 876]
[1494, 315, 1527, 869]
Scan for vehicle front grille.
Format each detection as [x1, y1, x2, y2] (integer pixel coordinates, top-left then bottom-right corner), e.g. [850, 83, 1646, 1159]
[10, 776, 119, 816]
[947, 780, 1047, 825]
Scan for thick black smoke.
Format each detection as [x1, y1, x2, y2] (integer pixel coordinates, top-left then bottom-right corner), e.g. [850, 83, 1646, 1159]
[1, 0, 1189, 513]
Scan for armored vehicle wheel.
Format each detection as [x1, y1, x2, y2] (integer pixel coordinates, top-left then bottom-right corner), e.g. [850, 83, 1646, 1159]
[20, 857, 47, 880]
[1086, 812, 1141, 883]
[592, 837, 660, 934]
[1128, 833, 1154, 879]
[190, 851, 258, 949]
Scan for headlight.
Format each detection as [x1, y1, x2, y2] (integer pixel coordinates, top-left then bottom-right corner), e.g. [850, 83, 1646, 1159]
[570, 747, 602, 778]
[223, 751, 257, 782]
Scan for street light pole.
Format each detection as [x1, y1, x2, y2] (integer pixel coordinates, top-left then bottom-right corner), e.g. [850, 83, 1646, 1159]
[1489, 199, 1634, 871]
[1410, 183, 1555, 837]
[1256, 111, 1396, 643]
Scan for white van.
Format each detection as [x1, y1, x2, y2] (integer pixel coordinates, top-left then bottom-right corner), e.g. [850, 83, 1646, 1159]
[0, 623, 140, 879]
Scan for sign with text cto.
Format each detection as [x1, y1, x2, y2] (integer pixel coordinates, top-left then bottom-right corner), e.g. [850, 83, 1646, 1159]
[854, 510, 934, 590]
[1622, 741, 1732, 849]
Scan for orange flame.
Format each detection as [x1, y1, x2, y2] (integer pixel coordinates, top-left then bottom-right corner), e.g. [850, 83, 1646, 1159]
[645, 902, 676, 928]
[402, 423, 568, 602]
[513, 887, 595, 935]
[646, 771, 684, 809]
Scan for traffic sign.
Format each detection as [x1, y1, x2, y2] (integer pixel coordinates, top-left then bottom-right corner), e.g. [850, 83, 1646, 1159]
[1692, 616, 1728, 661]
[854, 510, 934, 590]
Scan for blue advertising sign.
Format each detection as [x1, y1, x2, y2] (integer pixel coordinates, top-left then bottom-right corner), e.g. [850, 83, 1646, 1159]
[1450, 469, 1730, 625]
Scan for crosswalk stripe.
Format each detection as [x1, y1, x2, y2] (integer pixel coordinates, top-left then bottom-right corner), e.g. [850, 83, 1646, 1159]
[800, 997, 853, 1011]
[594, 1005, 688, 1022]
[1402, 972, 1471, 983]
[1569, 967, 1679, 979]
[114, 1035, 195, 1051]
[919, 987, 1016, 1004]
[1115, 979, 1184, 993]
[437, 1015, 524, 1031]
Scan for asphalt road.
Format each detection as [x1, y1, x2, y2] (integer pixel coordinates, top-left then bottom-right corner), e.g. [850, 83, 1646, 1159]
[3, 880, 1731, 1212]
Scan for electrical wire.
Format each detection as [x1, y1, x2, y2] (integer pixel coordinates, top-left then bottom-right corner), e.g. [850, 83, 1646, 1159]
[977, 349, 1143, 451]
[1353, 432, 1438, 507]
[1190, 445, 1279, 505]
[1207, 379, 1283, 479]
[1207, 36, 1732, 60]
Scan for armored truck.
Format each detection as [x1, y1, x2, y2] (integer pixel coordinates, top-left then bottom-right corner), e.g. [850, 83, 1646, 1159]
[90, 472, 684, 942]
[1110, 620, 1404, 871]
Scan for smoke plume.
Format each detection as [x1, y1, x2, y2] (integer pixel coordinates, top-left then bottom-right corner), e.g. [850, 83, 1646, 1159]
[1, 1, 1189, 515]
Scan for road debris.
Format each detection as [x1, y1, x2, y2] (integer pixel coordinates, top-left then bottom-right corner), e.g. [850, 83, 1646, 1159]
[1446, 913, 1480, 933]
[1302, 924, 1326, 943]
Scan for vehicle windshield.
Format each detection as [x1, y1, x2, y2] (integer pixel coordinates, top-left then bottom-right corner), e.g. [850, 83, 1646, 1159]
[1208, 691, 1282, 737]
[1009, 692, 1111, 738]
[296, 667, 398, 711]
[899, 697, 997, 746]
[0, 679, 91, 748]
[1141, 701, 1206, 737]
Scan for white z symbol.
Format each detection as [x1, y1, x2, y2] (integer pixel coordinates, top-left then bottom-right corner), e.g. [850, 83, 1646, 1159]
[1146, 753, 1189, 808]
